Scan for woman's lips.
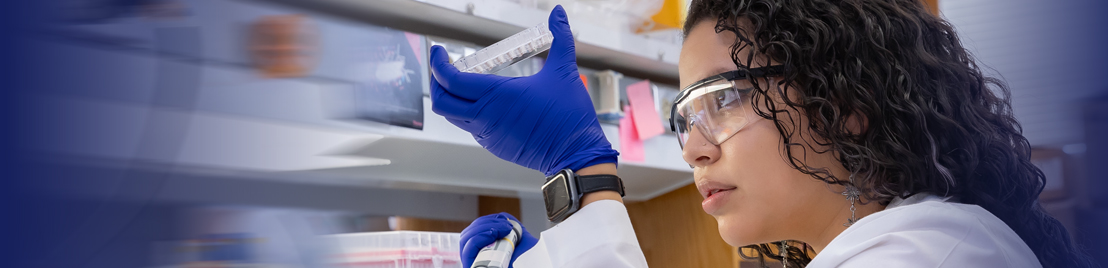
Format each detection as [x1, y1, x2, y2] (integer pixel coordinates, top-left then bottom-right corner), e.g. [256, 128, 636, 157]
[701, 187, 736, 214]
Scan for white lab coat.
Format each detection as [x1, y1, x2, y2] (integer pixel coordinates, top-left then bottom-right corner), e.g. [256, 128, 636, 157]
[514, 200, 649, 268]
[514, 194, 1042, 268]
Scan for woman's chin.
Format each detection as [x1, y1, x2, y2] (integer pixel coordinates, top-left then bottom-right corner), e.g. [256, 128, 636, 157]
[716, 215, 758, 247]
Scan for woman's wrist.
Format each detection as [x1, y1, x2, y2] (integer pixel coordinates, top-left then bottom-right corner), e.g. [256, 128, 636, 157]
[575, 163, 624, 206]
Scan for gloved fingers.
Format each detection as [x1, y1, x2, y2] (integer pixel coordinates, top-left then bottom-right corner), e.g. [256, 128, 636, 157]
[460, 213, 514, 242]
[541, 5, 579, 75]
[460, 221, 511, 244]
[460, 229, 499, 268]
[429, 45, 501, 101]
[490, 212, 528, 235]
[430, 73, 478, 121]
[460, 219, 513, 267]
[490, 212, 537, 262]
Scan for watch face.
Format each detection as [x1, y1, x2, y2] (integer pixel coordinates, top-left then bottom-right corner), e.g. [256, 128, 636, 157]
[543, 173, 572, 219]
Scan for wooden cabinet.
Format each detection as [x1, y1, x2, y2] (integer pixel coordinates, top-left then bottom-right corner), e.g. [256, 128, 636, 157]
[626, 183, 742, 267]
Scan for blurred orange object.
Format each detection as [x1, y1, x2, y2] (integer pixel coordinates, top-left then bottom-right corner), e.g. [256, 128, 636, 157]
[580, 74, 589, 91]
[249, 15, 316, 78]
[921, 0, 939, 16]
[639, 0, 686, 33]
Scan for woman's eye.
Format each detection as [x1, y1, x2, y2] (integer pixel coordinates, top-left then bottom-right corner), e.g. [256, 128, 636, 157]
[715, 90, 741, 108]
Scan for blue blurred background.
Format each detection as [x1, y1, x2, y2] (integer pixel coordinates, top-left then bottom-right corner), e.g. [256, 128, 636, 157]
[5, 0, 1107, 267]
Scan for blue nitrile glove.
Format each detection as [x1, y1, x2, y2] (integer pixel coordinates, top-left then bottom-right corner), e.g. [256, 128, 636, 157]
[460, 212, 538, 268]
[429, 5, 619, 177]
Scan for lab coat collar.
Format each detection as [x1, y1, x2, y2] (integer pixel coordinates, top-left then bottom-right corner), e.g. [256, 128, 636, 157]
[885, 193, 952, 210]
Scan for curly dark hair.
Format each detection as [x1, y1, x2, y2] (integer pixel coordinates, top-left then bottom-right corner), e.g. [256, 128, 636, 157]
[683, 0, 1096, 267]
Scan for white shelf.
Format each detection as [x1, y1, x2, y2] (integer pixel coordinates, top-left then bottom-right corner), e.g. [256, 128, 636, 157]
[34, 0, 692, 201]
[31, 93, 693, 201]
[32, 36, 691, 201]
[255, 0, 682, 85]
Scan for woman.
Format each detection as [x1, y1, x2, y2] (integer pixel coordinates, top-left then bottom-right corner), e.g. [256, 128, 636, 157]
[430, 1, 1094, 267]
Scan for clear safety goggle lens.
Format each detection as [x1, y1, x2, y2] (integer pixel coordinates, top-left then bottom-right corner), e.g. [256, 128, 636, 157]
[672, 78, 756, 149]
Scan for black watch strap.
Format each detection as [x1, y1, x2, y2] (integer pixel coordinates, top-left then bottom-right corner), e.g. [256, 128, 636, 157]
[576, 174, 625, 197]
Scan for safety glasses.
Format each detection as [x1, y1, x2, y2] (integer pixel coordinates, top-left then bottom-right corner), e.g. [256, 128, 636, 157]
[669, 66, 783, 149]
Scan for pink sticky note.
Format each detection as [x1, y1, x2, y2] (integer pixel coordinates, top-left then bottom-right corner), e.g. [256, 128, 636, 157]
[620, 105, 645, 162]
[626, 80, 665, 140]
[404, 32, 424, 63]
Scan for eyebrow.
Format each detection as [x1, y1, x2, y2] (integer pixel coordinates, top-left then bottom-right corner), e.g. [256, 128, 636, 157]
[685, 66, 737, 88]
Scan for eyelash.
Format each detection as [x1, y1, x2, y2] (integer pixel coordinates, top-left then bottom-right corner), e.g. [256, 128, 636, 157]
[716, 87, 753, 107]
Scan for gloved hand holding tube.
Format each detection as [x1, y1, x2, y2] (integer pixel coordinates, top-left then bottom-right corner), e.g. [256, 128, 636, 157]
[471, 218, 520, 268]
[428, 5, 619, 177]
[432, 5, 617, 267]
[461, 213, 538, 268]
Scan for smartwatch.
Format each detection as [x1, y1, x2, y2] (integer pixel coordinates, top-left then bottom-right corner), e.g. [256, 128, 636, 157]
[541, 168, 625, 223]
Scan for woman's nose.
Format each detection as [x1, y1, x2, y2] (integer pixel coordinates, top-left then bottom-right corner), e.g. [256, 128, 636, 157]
[682, 126, 721, 168]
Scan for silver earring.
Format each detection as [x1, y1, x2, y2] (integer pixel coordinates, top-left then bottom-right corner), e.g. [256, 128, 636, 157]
[841, 174, 859, 227]
[780, 241, 789, 268]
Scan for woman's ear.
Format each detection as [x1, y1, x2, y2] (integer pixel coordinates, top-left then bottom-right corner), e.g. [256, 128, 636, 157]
[844, 111, 868, 136]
